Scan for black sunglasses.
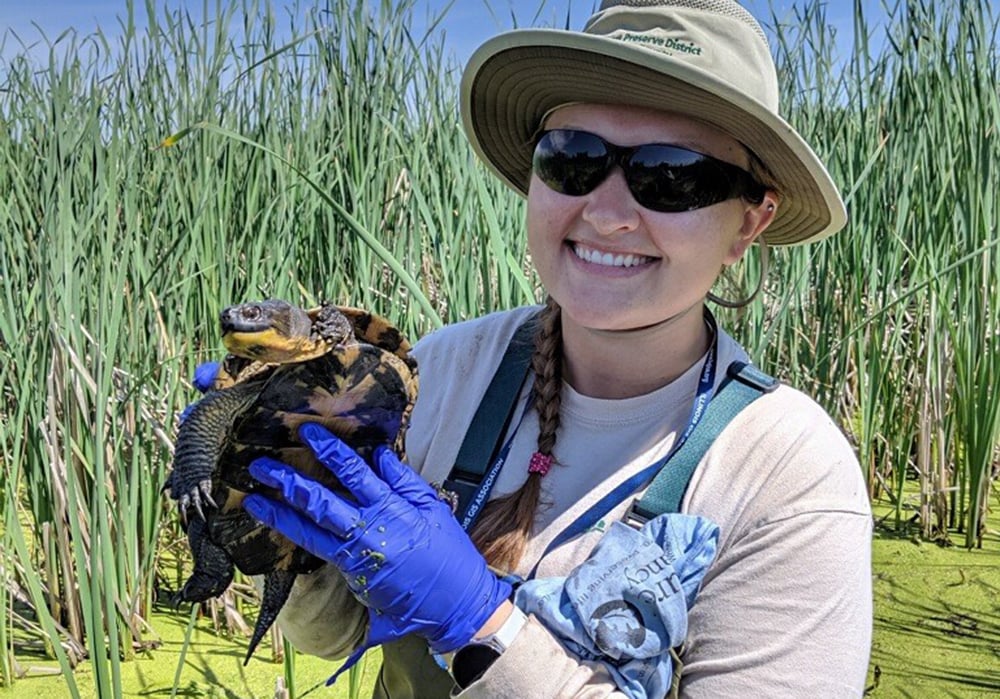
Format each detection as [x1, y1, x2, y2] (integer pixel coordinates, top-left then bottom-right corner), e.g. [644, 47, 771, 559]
[531, 129, 766, 213]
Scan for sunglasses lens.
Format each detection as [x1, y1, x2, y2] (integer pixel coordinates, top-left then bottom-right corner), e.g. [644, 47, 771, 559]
[532, 130, 611, 196]
[532, 129, 762, 212]
[628, 145, 740, 212]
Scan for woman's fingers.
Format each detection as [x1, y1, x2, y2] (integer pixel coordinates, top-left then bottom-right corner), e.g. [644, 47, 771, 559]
[248, 457, 360, 538]
[192, 361, 221, 393]
[243, 494, 346, 560]
[372, 446, 440, 509]
[299, 423, 391, 507]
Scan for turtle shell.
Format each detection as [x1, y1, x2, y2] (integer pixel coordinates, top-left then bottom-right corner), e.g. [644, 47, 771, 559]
[170, 302, 418, 662]
[215, 305, 416, 456]
[209, 305, 418, 573]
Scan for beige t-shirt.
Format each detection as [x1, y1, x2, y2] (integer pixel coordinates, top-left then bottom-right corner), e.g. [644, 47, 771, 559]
[275, 306, 873, 697]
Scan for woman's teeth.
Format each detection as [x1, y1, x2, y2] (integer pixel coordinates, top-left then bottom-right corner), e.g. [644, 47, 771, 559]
[572, 243, 651, 268]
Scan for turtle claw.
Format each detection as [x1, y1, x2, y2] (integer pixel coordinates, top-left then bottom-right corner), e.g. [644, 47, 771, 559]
[192, 480, 217, 520]
[177, 480, 218, 523]
[199, 480, 218, 509]
[178, 494, 191, 524]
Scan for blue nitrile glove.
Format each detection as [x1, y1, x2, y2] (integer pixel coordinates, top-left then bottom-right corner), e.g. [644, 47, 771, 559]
[242, 423, 512, 683]
[179, 361, 222, 421]
[514, 514, 719, 699]
[192, 361, 221, 392]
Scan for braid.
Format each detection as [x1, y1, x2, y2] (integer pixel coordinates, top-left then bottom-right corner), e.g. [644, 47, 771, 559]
[469, 297, 562, 573]
[531, 297, 563, 457]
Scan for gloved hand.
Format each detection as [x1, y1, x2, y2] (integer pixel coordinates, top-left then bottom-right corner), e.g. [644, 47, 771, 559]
[192, 361, 221, 392]
[178, 361, 222, 422]
[242, 423, 511, 681]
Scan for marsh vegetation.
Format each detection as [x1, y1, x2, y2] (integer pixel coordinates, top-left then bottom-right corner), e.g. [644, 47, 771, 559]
[0, 0, 997, 695]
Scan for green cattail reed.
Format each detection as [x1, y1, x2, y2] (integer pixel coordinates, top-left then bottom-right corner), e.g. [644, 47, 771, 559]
[1, 0, 998, 695]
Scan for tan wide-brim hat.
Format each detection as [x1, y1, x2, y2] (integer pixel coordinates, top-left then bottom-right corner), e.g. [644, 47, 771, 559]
[460, 0, 847, 246]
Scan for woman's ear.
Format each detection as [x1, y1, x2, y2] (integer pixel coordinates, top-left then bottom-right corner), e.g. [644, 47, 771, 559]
[726, 191, 779, 264]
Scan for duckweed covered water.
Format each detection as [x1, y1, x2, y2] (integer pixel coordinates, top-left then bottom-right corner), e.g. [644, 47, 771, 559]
[865, 510, 1000, 697]
[5, 506, 997, 697]
[1, 607, 381, 698]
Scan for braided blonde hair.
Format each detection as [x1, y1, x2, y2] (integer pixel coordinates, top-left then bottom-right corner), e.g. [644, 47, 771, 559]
[469, 296, 562, 573]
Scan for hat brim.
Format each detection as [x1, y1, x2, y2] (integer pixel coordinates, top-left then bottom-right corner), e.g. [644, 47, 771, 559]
[461, 30, 847, 246]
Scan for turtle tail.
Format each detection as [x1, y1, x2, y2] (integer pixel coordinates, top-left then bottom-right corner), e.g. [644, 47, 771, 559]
[244, 569, 297, 665]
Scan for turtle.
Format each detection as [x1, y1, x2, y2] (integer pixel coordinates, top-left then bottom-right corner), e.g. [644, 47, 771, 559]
[165, 298, 418, 663]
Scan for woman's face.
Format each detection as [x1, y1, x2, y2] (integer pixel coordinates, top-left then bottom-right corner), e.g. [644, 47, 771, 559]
[526, 103, 778, 333]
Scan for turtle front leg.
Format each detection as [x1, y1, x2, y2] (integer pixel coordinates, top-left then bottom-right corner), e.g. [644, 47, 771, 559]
[174, 515, 235, 604]
[170, 382, 260, 521]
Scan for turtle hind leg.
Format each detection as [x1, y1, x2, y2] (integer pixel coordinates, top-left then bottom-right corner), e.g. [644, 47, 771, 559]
[314, 303, 354, 344]
[174, 516, 234, 605]
[244, 569, 297, 665]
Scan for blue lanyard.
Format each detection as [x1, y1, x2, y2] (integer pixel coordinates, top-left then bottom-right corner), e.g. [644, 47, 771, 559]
[459, 394, 533, 531]
[461, 311, 721, 560]
[527, 314, 719, 576]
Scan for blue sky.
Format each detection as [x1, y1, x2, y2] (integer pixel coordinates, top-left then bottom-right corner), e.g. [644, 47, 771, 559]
[2, 1, 885, 68]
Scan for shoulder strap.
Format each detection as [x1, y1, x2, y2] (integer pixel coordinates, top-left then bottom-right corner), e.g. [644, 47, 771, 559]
[442, 318, 536, 518]
[627, 361, 779, 523]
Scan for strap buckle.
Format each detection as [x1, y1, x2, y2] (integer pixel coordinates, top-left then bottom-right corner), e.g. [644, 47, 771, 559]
[622, 498, 654, 530]
[728, 361, 779, 393]
[441, 476, 481, 520]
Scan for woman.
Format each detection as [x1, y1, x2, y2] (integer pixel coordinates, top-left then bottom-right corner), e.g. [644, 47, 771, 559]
[240, 1, 873, 696]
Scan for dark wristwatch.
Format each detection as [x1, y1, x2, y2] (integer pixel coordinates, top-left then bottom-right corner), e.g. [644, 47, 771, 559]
[451, 605, 527, 689]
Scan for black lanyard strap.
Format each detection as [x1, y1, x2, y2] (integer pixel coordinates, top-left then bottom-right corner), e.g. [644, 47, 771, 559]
[443, 316, 537, 519]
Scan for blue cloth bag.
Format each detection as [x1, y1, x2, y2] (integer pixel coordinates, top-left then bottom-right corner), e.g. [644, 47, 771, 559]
[514, 514, 719, 699]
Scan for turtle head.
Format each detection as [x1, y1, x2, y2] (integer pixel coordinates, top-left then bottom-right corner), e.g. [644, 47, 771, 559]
[220, 299, 323, 362]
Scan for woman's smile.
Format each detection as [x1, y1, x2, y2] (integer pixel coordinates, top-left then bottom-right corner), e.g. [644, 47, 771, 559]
[527, 103, 774, 335]
[568, 241, 657, 272]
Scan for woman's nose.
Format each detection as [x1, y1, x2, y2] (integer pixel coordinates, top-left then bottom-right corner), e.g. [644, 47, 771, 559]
[580, 168, 642, 235]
